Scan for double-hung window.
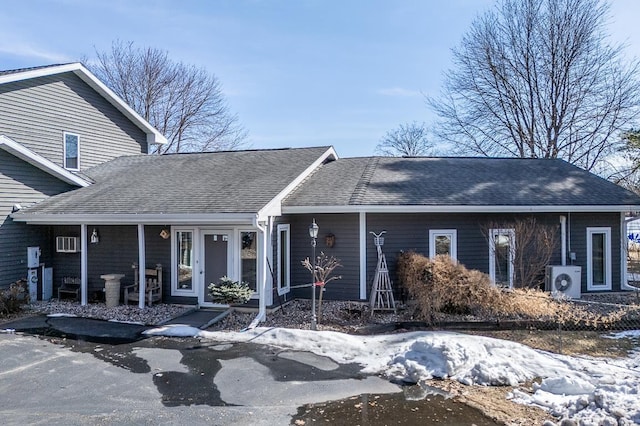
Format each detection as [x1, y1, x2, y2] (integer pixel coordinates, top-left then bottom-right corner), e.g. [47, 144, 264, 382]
[64, 132, 80, 170]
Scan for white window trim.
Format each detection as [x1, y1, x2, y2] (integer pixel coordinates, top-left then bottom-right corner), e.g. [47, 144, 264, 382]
[429, 229, 458, 260]
[587, 227, 612, 291]
[489, 228, 515, 288]
[171, 227, 198, 297]
[277, 224, 291, 295]
[63, 132, 80, 171]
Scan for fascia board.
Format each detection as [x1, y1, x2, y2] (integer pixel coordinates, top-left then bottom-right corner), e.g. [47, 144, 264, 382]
[10, 212, 257, 225]
[257, 146, 339, 221]
[0, 63, 167, 145]
[0, 135, 90, 187]
[282, 204, 640, 214]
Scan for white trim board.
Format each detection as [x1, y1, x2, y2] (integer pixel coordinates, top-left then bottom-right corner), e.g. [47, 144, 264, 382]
[283, 205, 640, 214]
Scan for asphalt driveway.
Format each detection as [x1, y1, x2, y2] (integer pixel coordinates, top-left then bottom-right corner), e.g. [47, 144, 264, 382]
[0, 327, 399, 425]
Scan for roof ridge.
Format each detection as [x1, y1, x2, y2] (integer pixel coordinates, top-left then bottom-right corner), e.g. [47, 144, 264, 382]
[349, 157, 379, 205]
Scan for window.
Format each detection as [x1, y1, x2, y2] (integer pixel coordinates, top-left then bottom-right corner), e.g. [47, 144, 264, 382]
[63, 132, 79, 170]
[56, 236, 79, 253]
[429, 229, 457, 260]
[277, 224, 290, 295]
[489, 228, 515, 288]
[173, 229, 195, 295]
[587, 227, 612, 291]
[241, 231, 257, 293]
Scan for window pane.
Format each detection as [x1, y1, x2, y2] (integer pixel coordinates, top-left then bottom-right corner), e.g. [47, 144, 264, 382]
[592, 233, 605, 285]
[241, 231, 257, 291]
[65, 134, 78, 169]
[494, 234, 511, 286]
[435, 235, 451, 256]
[177, 231, 193, 290]
[279, 229, 288, 290]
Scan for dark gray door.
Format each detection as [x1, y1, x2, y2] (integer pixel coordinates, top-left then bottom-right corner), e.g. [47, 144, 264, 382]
[202, 232, 230, 304]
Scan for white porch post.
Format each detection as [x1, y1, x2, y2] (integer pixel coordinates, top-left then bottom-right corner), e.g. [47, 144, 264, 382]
[359, 211, 367, 300]
[138, 224, 146, 309]
[80, 224, 88, 306]
[621, 212, 633, 291]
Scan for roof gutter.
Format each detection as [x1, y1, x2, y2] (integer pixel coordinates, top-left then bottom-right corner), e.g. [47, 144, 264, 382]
[10, 212, 257, 225]
[282, 205, 640, 214]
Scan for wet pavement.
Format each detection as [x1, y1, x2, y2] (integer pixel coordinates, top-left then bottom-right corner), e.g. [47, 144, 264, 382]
[0, 315, 503, 425]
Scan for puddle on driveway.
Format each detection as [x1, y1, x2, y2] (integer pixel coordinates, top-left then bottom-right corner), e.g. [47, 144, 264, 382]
[292, 389, 501, 425]
[37, 334, 502, 422]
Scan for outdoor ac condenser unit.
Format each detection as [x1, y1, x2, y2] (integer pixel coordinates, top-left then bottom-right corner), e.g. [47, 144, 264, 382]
[545, 265, 582, 299]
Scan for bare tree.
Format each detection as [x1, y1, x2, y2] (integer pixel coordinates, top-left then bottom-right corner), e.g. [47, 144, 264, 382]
[302, 252, 342, 322]
[89, 41, 247, 154]
[429, 0, 640, 171]
[375, 121, 435, 157]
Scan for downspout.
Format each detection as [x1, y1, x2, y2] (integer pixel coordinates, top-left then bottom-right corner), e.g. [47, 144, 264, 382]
[248, 216, 269, 329]
[560, 215, 567, 266]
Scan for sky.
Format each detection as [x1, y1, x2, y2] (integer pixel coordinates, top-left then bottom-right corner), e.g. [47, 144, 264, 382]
[146, 325, 640, 424]
[1, 0, 640, 158]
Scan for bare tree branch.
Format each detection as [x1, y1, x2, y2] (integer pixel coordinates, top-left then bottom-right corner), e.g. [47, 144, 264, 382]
[428, 0, 640, 171]
[375, 121, 435, 157]
[89, 40, 247, 154]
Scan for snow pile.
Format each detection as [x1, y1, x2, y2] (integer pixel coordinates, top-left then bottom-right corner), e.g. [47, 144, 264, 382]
[143, 325, 640, 424]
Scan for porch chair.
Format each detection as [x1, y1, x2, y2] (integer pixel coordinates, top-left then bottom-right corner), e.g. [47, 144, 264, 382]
[58, 276, 81, 301]
[124, 263, 163, 306]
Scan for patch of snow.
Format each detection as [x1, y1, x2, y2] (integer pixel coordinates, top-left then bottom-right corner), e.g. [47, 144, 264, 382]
[47, 313, 77, 318]
[606, 329, 640, 339]
[142, 325, 640, 423]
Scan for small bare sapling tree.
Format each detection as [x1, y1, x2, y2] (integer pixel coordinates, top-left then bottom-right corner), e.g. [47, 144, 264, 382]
[302, 252, 342, 322]
[484, 217, 558, 289]
[375, 121, 436, 157]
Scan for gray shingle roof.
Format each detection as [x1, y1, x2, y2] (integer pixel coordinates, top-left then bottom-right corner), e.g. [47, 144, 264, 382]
[15, 147, 332, 216]
[283, 157, 640, 207]
[0, 63, 71, 77]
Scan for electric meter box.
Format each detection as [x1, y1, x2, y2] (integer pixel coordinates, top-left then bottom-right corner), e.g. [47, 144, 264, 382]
[27, 247, 41, 269]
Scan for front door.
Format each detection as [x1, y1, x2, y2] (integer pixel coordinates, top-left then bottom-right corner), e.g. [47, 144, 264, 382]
[200, 230, 233, 305]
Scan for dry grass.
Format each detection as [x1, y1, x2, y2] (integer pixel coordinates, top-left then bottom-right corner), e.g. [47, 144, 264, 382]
[465, 329, 637, 357]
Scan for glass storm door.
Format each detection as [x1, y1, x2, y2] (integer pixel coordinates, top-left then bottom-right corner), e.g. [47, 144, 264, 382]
[201, 231, 232, 304]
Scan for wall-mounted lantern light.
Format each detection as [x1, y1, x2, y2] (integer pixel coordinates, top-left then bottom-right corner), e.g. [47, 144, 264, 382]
[90, 228, 100, 244]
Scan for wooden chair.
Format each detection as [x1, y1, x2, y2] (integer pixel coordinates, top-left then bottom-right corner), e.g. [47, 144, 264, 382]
[124, 263, 162, 306]
[58, 277, 81, 301]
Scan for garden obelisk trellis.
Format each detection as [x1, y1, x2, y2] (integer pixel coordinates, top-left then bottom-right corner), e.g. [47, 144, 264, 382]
[369, 231, 396, 314]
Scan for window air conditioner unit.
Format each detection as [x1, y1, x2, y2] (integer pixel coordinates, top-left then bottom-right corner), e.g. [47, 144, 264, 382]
[545, 265, 581, 299]
[56, 236, 79, 253]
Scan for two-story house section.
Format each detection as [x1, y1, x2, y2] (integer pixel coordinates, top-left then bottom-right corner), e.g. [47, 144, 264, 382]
[0, 63, 166, 286]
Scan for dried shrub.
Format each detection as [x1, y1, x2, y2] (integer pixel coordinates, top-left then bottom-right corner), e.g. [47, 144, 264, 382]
[0, 279, 29, 317]
[397, 251, 640, 328]
[397, 252, 502, 323]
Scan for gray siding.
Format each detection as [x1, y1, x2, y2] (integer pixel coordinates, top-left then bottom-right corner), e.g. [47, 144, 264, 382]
[0, 150, 74, 286]
[51, 225, 172, 302]
[366, 213, 564, 299]
[282, 212, 625, 302]
[568, 212, 622, 292]
[0, 72, 148, 169]
[288, 214, 361, 301]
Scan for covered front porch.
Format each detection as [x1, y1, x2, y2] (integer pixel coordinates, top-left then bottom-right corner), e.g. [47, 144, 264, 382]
[25, 219, 278, 319]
